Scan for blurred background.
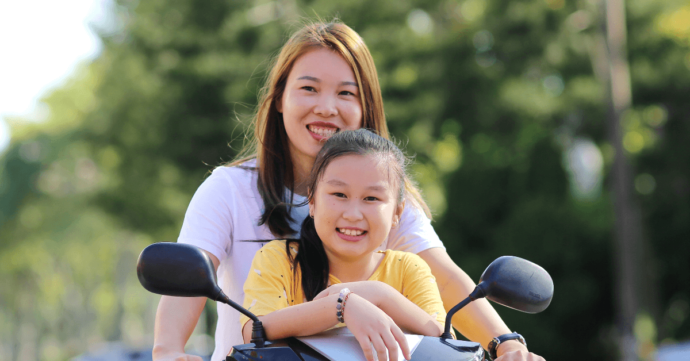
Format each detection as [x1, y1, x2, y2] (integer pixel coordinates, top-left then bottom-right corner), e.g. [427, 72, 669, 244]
[1, 0, 689, 360]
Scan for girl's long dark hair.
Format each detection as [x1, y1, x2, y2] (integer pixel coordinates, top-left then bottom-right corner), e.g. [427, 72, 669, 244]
[286, 129, 410, 300]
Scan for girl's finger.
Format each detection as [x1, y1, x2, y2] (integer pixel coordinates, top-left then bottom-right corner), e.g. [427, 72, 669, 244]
[355, 334, 376, 361]
[391, 325, 411, 360]
[370, 334, 388, 361]
[380, 330, 399, 361]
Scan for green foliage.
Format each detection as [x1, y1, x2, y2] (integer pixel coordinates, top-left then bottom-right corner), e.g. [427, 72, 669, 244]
[1, 0, 689, 360]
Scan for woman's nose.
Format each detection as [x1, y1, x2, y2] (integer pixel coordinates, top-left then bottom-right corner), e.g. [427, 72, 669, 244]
[313, 94, 338, 117]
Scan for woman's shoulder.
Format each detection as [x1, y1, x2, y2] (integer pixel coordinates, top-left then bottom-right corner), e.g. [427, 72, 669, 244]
[212, 158, 258, 179]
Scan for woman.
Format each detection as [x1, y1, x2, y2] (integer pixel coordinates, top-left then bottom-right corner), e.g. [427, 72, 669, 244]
[153, 21, 544, 361]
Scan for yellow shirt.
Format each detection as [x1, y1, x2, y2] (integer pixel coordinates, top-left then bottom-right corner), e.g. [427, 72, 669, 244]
[241, 240, 447, 331]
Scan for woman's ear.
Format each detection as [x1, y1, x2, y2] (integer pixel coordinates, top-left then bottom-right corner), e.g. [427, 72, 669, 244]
[392, 199, 405, 227]
[275, 95, 283, 113]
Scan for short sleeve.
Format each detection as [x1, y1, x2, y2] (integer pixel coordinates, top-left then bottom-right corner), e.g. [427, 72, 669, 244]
[386, 203, 445, 254]
[240, 241, 296, 329]
[177, 170, 236, 261]
[400, 253, 447, 326]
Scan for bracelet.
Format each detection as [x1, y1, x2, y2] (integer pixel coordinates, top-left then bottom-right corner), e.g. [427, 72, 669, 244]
[336, 288, 352, 323]
[488, 332, 526, 360]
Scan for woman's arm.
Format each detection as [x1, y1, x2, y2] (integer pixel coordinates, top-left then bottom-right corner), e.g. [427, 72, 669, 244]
[152, 251, 220, 361]
[242, 293, 412, 361]
[418, 248, 543, 360]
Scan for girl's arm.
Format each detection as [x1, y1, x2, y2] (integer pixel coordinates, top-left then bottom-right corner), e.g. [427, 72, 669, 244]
[314, 281, 443, 337]
[418, 248, 542, 360]
[242, 293, 412, 361]
[152, 251, 220, 361]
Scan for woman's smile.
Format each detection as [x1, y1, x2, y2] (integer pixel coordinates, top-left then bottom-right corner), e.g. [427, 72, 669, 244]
[307, 121, 340, 141]
[278, 48, 363, 164]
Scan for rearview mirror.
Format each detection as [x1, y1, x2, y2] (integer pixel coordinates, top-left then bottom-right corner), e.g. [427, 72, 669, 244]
[136, 242, 221, 299]
[477, 256, 553, 313]
[442, 256, 553, 339]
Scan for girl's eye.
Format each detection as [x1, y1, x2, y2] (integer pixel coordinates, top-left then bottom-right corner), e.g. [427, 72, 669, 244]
[333, 193, 346, 198]
[364, 196, 379, 201]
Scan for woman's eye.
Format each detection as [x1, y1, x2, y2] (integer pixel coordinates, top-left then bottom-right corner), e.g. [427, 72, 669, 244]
[301, 86, 316, 92]
[339, 90, 355, 96]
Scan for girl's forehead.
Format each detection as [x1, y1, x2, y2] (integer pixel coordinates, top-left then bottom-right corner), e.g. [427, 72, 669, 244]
[320, 153, 396, 188]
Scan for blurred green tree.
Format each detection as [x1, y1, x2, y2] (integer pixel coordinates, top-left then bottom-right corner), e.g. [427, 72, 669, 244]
[1, 0, 689, 360]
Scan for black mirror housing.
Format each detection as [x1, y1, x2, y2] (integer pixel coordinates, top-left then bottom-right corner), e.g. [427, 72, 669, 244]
[477, 256, 553, 314]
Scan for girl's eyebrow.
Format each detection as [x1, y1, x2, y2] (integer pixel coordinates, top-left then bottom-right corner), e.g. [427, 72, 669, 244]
[326, 179, 347, 186]
[297, 76, 357, 87]
[326, 179, 387, 191]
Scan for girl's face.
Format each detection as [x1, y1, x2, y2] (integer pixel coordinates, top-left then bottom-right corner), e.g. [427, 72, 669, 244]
[310, 154, 404, 262]
[277, 48, 363, 165]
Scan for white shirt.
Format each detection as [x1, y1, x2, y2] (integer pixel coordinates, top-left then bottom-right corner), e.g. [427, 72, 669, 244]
[177, 159, 444, 361]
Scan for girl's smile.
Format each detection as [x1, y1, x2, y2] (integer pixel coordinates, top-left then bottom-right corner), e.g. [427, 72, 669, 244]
[310, 154, 403, 263]
[336, 227, 367, 241]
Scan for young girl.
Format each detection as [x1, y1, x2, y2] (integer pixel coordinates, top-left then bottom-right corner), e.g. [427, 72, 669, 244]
[240, 129, 445, 361]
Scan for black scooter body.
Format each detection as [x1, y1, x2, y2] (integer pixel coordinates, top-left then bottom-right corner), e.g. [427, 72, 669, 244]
[227, 337, 484, 361]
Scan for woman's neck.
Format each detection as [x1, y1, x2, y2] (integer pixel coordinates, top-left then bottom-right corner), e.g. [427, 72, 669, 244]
[290, 152, 314, 196]
[327, 252, 385, 283]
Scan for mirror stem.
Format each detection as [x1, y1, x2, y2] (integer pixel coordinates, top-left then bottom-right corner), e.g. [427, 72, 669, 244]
[216, 290, 267, 347]
[441, 286, 486, 339]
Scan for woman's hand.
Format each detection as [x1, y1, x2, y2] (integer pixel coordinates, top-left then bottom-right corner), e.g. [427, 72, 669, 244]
[313, 281, 393, 306]
[494, 340, 545, 361]
[343, 294, 411, 361]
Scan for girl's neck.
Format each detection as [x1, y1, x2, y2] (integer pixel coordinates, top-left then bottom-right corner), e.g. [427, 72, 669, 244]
[327, 252, 385, 283]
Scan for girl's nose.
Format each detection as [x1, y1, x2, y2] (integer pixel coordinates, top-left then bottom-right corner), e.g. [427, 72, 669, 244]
[313, 94, 338, 117]
[342, 202, 363, 221]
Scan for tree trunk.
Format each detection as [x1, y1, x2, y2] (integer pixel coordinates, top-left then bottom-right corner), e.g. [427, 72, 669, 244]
[604, 0, 640, 360]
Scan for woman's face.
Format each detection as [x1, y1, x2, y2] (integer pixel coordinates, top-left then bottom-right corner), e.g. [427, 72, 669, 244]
[310, 154, 403, 263]
[277, 48, 363, 165]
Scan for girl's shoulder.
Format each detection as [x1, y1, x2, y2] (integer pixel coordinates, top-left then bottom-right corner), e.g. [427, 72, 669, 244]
[382, 249, 430, 271]
[257, 240, 299, 259]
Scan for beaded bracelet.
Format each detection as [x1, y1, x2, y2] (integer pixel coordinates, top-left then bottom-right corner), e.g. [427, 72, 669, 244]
[336, 288, 352, 323]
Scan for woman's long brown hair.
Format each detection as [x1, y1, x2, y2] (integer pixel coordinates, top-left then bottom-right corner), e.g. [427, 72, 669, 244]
[229, 20, 430, 237]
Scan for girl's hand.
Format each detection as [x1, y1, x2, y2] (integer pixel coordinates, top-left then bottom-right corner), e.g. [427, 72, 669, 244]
[314, 281, 393, 306]
[343, 294, 411, 361]
[494, 341, 545, 361]
[152, 348, 203, 361]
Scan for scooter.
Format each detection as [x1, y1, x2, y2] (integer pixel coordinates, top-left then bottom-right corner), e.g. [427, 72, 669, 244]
[137, 243, 553, 361]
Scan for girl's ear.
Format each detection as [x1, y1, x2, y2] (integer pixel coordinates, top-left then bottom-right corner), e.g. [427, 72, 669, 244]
[309, 198, 315, 218]
[392, 199, 405, 227]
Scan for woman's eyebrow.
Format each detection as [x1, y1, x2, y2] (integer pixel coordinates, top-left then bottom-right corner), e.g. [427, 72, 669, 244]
[296, 76, 357, 87]
[297, 75, 320, 82]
